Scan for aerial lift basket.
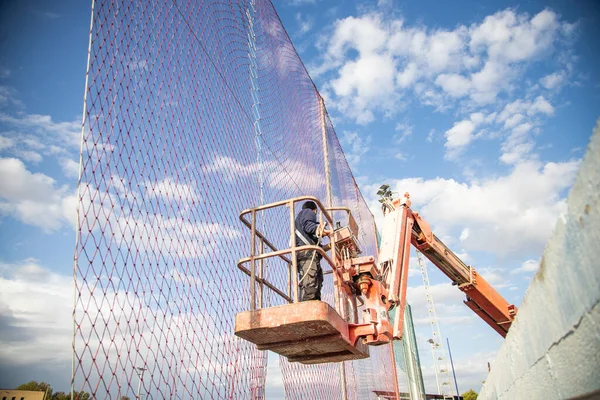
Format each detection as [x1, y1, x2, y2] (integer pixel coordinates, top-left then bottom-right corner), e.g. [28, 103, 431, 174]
[234, 196, 369, 364]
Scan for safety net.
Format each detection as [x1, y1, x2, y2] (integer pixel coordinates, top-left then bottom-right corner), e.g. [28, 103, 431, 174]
[73, 0, 402, 398]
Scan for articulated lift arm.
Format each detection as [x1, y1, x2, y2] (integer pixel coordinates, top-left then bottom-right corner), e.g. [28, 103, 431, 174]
[375, 190, 517, 339]
[411, 210, 517, 337]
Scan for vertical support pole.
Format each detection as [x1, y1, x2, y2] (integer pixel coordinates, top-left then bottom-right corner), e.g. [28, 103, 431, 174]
[258, 237, 264, 309]
[247, 0, 264, 209]
[250, 210, 257, 310]
[73, 0, 96, 396]
[318, 93, 340, 313]
[318, 97, 333, 213]
[246, 2, 267, 398]
[318, 94, 348, 400]
[289, 201, 299, 303]
[287, 260, 292, 301]
[389, 342, 401, 400]
[447, 337, 460, 397]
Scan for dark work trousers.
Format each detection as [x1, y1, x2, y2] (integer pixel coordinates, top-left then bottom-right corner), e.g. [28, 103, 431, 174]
[297, 251, 323, 301]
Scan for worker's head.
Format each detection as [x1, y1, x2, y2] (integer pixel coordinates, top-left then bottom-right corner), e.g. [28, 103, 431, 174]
[302, 201, 317, 213]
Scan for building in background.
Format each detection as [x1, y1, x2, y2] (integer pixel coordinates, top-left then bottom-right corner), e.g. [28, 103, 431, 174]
[0, 390, 45, 400]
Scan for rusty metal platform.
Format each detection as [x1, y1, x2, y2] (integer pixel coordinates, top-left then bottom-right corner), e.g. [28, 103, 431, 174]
[235, 301, 369, 364]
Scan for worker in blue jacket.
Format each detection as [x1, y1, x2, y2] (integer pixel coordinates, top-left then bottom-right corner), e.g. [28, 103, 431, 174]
[294, 201, 331, 301]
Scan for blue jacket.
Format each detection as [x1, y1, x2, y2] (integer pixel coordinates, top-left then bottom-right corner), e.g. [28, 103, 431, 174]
[294, 208, 320, 248]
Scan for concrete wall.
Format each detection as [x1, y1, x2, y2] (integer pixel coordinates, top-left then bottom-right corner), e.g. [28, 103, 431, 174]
[480, 121, 600, 400]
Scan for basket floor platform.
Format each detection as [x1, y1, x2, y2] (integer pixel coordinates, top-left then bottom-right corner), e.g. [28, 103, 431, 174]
[234, 300, 369, 364]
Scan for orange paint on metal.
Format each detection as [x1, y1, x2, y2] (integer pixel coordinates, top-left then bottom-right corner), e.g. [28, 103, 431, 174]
[235, 301, 369, 364]
[459, 269, 517, 336]
[384, 206, 414, 340]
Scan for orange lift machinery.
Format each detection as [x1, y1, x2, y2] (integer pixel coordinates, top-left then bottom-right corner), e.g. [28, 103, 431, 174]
[234, 187, 517, 365]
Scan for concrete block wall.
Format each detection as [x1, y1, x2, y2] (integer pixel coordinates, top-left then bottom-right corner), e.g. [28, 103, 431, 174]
[479, 120, 600, 400]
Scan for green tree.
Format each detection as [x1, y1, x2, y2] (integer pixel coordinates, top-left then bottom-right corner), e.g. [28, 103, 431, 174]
[15, 381, 53, 400]
[52, 390, 90, 400]
[76, 392, 91, 400]
[462, 389, 478, 400]
[14, 382, 90, 400]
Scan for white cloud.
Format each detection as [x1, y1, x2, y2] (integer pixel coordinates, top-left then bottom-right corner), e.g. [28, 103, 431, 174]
[469, 9, 560, 63]
[512, 122, 533, 137]
[435, 73, 471, 97]
[497, 96, 554, 124]
[16, 150, 42, 163]
[114, 213, 241, 259]
[540, 70, 566, 89]
[394, 121, 413, 143]
[395, 152, 407, 162]
[145, 177, 200, 202]
[59, 158, 80, 178]
[494, 96, 555, 164]
[341, 131, 371, 169]
[0, 135, 14, 150]
[288, 0, 317, 5]
[503, 113, 524, 129]
[528, 95, 555, 116]
[201, 154, 324, 194]
[296, 13, 313, 35]
[408, 282, 468, 324]
[0, 112, 83, 183]
[469, 60, 512, 104]
[445, 120, 477, 153]
[0, 157, 75, 231]
[426, 129, 435, 142]
[444, 113, 490, 159]
[125, 59, 148, 71]
[397, 62, 419, 89]
[0, 260, 72, 369]
[364, 158, 579, 258]
[500, 139, 535, 165]
[511, 259, 540, 274]
[316, 9, 574, 123]
[0, 259, 254, 397]
[0, 113, 81, 150]
[330, 52, 397, 124]
[0, 86, 23, 108]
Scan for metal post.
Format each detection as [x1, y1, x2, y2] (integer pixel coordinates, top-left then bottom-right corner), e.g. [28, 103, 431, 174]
[250, 210, 257, 310]
[447, 338, 460, 397]
[318, 98, 333, 223]
[318, 93, 348, 400]
[287, 259, 292, 300]
[289, 201, 299, 303]
[135, 367, 146, 400]
[258, 237, 264, 309]
[389, 342, 401, 400]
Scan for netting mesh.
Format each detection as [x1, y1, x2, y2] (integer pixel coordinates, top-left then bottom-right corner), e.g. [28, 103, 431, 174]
[73, 0, 400, 398]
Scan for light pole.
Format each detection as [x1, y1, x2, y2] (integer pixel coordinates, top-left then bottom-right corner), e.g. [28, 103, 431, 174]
[446, 338, 460, 397]
[135, 366, 147, 400]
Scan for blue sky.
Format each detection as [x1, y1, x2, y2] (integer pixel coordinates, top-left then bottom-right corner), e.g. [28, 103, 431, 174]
[0, 0, 598, 397]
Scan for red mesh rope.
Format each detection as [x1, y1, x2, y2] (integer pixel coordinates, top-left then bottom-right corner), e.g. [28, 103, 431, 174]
[73, 0, 400, 399]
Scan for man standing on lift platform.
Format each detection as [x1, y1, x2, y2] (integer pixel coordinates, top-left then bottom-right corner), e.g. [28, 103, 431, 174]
[294, 201, 331, 301]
